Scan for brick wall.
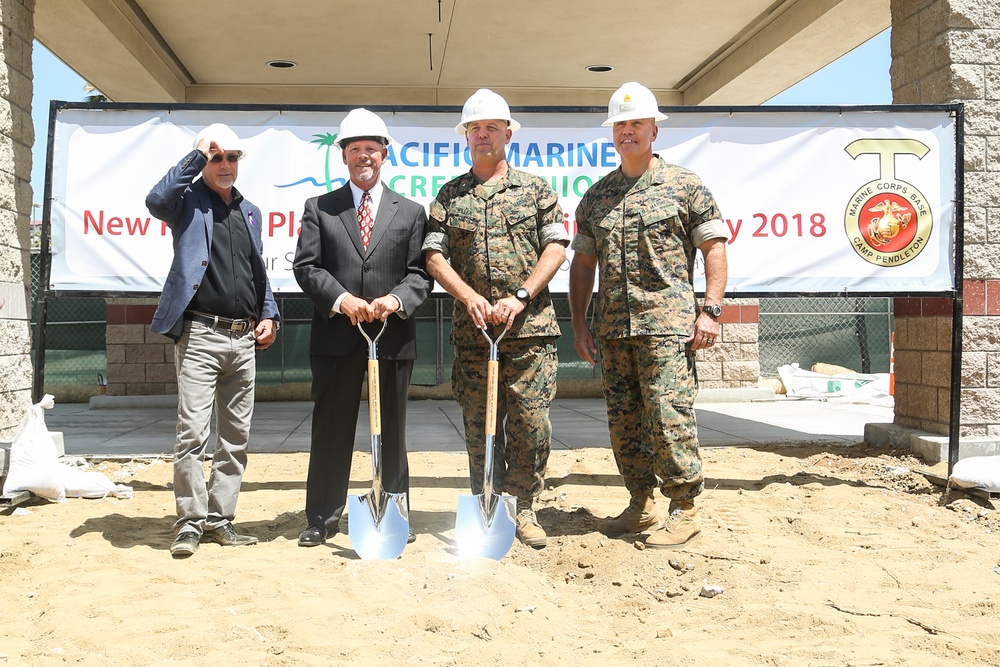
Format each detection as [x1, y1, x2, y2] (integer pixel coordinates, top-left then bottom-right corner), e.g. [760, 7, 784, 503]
[105, 299, 175, 396]
[893, 296, 953, 433]
[697, 298, 761, 388]
[958, 279, 1000, 436]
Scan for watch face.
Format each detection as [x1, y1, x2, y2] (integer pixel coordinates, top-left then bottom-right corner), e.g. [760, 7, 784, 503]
[516, 288, 530, 301]
[705, 305, 722, 317]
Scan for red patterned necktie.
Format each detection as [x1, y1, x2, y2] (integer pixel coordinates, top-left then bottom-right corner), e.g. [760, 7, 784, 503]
[358, 190, 373, 249]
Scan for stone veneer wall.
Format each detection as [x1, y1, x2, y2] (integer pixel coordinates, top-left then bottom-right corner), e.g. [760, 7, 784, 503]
[0, 0, 34, 438]
[697, 299, 761, 389]
[958, 280, 1000, 435]
[890, 0, 1000, 436]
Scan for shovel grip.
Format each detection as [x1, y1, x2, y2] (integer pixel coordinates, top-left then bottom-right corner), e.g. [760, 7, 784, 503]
[368, 359, 381, 435]
[485, 359, 499, 436]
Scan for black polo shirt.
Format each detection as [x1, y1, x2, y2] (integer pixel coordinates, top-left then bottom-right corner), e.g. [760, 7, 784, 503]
[187, 186, 257, 320]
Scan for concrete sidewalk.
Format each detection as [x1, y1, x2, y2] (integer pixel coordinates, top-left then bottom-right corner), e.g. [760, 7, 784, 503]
[43, 397, 894, 458]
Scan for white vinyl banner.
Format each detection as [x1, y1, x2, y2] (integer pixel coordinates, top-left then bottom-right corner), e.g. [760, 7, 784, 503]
[48, 107, 957, 294]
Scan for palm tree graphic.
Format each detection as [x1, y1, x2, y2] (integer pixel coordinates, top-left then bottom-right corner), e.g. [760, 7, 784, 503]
[311, 132, 339, 192]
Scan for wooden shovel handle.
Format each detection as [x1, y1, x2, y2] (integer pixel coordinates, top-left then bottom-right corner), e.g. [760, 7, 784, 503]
[368, 359, 381, 435]
[485, 359, 499, 436]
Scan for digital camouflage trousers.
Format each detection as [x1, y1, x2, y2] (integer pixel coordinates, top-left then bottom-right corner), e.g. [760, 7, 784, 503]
[599, 335, 704, 501]
[452, 335, 557, 502]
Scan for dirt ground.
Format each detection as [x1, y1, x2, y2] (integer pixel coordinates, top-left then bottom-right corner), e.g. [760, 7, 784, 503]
[2, 441, 999, 667]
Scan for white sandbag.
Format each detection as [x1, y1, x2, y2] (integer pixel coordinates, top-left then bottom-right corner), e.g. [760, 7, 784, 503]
[2, 394, 66, 502]
[949, 456, 1000, 493]
[61, 467, 118, 499]
[776, 363, 878, 399]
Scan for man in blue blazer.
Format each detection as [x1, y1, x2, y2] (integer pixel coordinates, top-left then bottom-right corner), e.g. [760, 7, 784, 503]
[146, 123, 281, 558]
[293, 109, 432, 547]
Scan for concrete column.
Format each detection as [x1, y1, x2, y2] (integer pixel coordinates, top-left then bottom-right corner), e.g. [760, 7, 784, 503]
[890, 0, 1000, 437]
[0, 0, 35, 439]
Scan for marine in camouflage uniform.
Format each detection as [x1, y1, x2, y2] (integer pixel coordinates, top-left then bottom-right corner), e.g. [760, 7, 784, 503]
[423, 90, 569, 549]
[423, 168, 568, 503]
[569, 82, 728, 548]
[572, 157, 725, 498]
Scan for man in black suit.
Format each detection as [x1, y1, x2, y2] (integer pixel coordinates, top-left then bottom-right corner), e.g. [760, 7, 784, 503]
[293, 108, 432, 547]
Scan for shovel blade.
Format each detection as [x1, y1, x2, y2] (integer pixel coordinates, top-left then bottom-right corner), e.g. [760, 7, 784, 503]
[454, 493, 517, 560]
[347, 491, 409, 560]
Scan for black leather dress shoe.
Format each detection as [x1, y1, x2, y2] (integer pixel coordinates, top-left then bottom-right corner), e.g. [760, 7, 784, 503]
[407, 527, 416, 544]
[203, 521, 258, 546]
[298, 525, 327, 547]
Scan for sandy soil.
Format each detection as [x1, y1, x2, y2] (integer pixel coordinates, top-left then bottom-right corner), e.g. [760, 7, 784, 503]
[2, 442, 999, 667]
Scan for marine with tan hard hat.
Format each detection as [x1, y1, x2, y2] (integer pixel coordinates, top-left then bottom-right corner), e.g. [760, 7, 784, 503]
[146, 122, 281, 557]
[293, 108, 431, 548]
[568, 82, 729, 549]
[422, 89, 570, 549]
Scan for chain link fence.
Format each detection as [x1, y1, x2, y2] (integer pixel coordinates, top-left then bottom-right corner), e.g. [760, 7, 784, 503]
[255, 295, 600, 386]
[32, 243, 893, 392]
[30, 254, 108, 387]
[757, 297, 893, 377]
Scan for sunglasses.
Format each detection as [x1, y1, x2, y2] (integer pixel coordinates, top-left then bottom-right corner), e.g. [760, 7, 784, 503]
[209, 152, 243, 164]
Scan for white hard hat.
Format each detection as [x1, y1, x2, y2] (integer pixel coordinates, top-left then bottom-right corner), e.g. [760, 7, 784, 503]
[602, 82, 668, 127]
[195, 123, 244, 154]
[455, 89, 521, 135]
[335, 108, 395, 148]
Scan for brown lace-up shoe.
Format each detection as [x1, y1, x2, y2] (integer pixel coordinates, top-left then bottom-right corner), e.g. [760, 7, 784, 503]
[599, 489, 660, 534]
[515, 501, 547, 549]
[645, 499, 701, 549]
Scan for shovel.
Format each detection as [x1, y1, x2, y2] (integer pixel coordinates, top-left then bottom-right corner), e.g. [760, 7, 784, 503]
[348, 319, 410, 560]
[454, 325, 517, 559]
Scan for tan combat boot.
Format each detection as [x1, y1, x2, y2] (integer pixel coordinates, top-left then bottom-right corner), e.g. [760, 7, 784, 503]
[515, 500, 547, 549]
[598, 489, 660, 534]
[645, 499, 701, 549]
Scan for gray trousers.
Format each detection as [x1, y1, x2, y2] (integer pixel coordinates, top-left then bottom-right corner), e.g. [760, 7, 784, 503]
[172, 321, 257, 533]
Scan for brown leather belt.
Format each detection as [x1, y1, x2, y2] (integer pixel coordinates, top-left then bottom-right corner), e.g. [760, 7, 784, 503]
[184, 311, 255, 334]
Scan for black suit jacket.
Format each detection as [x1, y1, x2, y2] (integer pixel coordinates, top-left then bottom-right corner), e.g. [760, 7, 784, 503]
[293, 183, 432, 358]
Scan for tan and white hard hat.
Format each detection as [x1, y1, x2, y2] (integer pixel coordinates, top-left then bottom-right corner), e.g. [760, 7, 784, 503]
[335, 108, 395, 148]
[455, 89, 521, 135]
[602, 82, 668, 127]
[194, 123, 244, 155]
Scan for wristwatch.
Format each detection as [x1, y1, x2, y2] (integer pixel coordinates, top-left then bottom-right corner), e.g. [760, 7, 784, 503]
[702, 304, 722, 318]
[515, 287, 531, 303]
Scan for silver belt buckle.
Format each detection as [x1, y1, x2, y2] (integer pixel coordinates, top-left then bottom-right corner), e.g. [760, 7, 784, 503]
[232, 319, 253, 333]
